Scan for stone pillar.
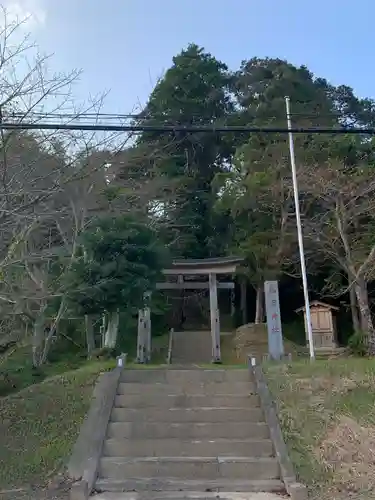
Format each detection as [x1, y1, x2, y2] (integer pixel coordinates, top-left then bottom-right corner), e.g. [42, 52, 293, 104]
[264, 280, 284, 360]
[209, 273, 221, 363]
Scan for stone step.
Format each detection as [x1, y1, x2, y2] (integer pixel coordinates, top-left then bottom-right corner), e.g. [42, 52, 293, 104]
[107, 422, 269, 440]
[116, 381, 256, 396]
[172, 332, 212, 359]
[95, 478, 285, 494]
[93, 494, 285, 500]
[92, 492, 284, 500]
[103, 437, 273, 458]
[110, 407, 264, 423]
[114, 394, 260, 409]
[170, 353, 210, 359]
[99, 457, 280, 481]
[120, 369, 251, 384]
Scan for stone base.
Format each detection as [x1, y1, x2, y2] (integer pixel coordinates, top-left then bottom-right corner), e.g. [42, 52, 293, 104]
[307, 346, 348, 358]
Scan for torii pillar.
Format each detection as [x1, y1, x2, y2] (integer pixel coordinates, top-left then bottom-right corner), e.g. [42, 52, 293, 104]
[209, 273, 221, 363]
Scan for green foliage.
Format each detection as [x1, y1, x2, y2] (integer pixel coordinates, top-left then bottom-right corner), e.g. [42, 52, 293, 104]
[282, 319, 307, 346]
[150, 292, 172, 337]
[0, 345, 88, 397]
[133, 44, 234, 258]
[348, 330, 368, 357]
[67, 214, 169, 316]
[215, 56, 375, 299]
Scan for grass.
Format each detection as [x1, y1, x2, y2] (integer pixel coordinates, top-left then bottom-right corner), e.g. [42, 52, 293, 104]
[0, 345, 91, 397]
[264, 358, 375, 500]
[0, 359, 114, 492]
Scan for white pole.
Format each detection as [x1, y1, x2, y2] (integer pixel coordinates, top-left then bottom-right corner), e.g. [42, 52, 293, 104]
[285, 97, 315, 360]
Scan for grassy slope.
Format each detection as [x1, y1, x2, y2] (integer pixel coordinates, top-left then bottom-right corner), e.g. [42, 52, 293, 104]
[0, 360, 114, 492]
[0, 345, 94, 397]
[265, 358, 375, 500]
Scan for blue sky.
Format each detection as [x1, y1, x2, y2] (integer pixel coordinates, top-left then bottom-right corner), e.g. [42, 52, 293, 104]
[4, 0, 375, 113]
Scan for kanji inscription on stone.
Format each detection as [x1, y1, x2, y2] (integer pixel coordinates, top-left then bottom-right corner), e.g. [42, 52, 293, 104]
[264, 280, 284, 360]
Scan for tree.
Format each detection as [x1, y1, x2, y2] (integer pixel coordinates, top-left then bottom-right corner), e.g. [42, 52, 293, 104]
[133, 44, 234, 258]
[67, 215, 168, 349]
[220, 57, 375, 330]
[299, 160, 375, 353]
[215, 137, 296, 322]
[0, 10, 136, 363]
[213, 58, 337, 321]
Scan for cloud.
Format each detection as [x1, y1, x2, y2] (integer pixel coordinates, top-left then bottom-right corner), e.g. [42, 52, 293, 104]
[2, 0, 46, 29]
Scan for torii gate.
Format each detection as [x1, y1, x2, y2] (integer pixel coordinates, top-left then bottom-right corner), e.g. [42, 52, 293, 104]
[136, 257, 243, 364]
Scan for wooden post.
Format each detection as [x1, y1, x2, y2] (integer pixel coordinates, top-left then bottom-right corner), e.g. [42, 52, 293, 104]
[136, 309, 146, 363]
[144, 306, 151, 362]
[230, 278, 236, 326]
[240, 276, 247, 325]
[137, 291, 152, 363]
[209, 273, 221, 363]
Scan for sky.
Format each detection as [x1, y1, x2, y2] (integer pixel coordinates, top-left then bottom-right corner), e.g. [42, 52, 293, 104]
[2, 0, 375, 114]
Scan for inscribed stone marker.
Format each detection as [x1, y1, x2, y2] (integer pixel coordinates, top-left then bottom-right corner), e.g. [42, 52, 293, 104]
[264, 280, 284, 360]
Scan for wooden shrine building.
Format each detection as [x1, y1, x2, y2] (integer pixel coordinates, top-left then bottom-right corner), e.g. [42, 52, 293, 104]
[295, 300, 339, 351]
[136, 257, 243, 363]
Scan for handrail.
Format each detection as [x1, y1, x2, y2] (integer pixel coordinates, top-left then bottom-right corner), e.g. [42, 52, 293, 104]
[167, 327, 174, 364]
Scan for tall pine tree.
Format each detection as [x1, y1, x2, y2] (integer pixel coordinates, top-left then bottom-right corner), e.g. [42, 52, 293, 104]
[136, 44, 234, 258]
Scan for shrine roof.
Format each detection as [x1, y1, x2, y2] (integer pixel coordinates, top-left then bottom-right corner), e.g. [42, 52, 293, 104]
[295, 300, 339, 313]
[163, 256, 244, 276]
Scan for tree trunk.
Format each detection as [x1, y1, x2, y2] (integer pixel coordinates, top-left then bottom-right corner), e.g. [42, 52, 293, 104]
[32, 304, 47, 367]
[349, 285, 360, 333]
[100, 314, 106, 348]
[354, 277, 375, 355]
[104, 310, 120, 349]
[255, 283, 264, 324]
[40, 298, 66, 365]
[85, 315, 95, 357]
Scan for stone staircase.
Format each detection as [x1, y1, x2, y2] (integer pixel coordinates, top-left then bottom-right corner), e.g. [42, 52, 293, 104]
[171, 330, 213, 364]
[94, 368, 285, 497]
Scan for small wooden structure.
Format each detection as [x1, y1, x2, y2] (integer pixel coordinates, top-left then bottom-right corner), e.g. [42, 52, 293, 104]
[295, 301, 339, 350]
[136, 257, 243, 364]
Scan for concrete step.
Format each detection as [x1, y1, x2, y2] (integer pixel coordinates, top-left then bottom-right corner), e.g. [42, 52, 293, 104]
[172, 332, 212, 355]
[116, 381, 256, 395]
[120, 369, 251, 384]
[95, 478, 286, 494]
[114, 394, 260, 409]
[99, 457, 280, 481]
[103, 437, 274, 458]
[172, 354, 212, 363]
[172, 351, 212, 363]
[107, 421, 269, 440]
[92, 492, 285, 500]
[110, 407, 264, 423]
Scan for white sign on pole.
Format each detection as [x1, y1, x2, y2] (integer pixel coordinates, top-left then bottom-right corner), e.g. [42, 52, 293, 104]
[264, 280, 284, 360]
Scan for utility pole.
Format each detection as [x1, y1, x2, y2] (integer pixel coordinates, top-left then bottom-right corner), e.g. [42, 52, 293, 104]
[285, 97, 315, 360]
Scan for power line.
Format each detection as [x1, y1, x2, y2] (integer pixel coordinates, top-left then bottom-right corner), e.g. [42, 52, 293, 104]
[8, 112, 142, 120]
[0, 121, 374, 134]
[5, 111, 360, 121]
